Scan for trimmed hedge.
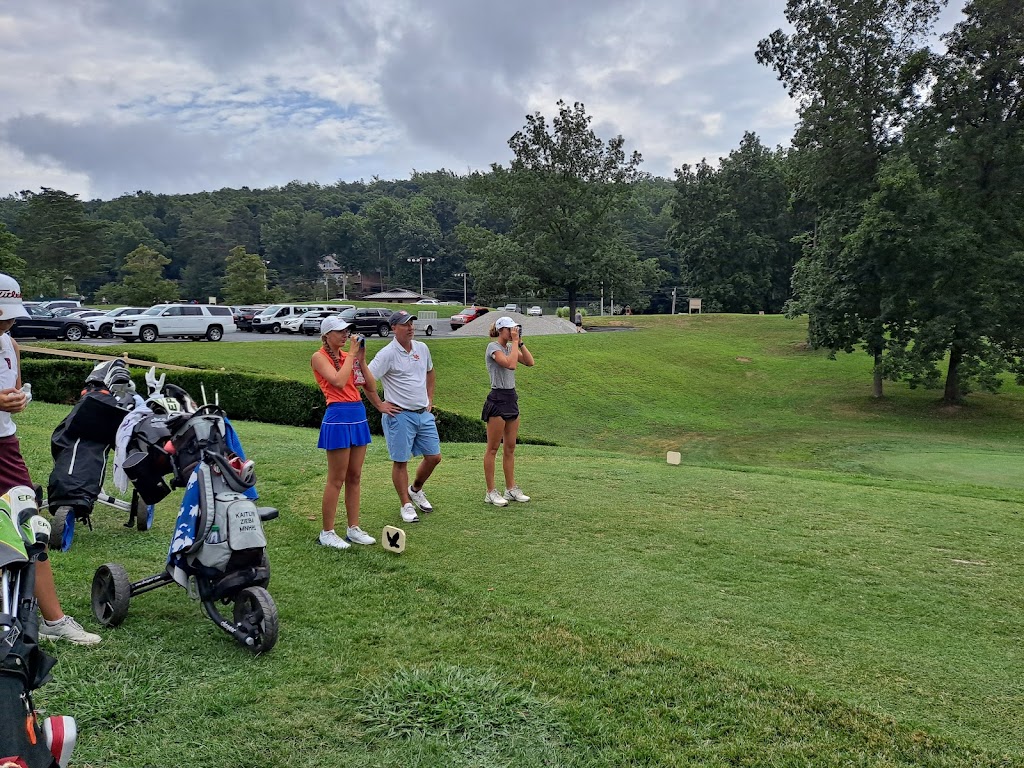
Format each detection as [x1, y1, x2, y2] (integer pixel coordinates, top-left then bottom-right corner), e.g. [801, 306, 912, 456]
[20, 359, 488, 443]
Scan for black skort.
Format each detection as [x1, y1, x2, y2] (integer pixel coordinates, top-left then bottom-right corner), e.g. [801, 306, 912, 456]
[481, 388, 519, 421]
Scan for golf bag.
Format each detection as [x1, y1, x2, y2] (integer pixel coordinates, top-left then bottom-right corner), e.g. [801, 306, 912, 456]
[91, 370, 279, 653]
[46, 359, 149, 550]
[0, 486, 76, 768]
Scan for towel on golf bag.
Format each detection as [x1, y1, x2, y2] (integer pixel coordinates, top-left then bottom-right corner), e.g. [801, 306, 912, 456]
[223, 417, 257, 502]
[167, 464, 266, 588]
[112, 395, 152, 494]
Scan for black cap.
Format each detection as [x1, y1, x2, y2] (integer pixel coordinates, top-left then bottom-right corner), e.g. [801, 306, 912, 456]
[389, 310, 417, 326]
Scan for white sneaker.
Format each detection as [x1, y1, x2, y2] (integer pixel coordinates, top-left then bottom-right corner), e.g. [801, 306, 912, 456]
[318, 530, 351, 550]
[484, 489, 509, 507]
[39, 616, 101, 646]
[346, 525, 376, 545]
[400, 503, 419, 523]
[408, 485, 433, 513]
[504, 486, 531, 503]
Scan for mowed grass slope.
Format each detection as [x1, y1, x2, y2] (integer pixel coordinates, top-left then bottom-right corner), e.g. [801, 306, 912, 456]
[19, 314, 1024, 765]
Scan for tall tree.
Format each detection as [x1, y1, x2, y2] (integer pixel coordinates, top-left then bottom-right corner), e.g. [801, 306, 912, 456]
[94, 245, 180, 306]
[476, 100, 656, 315]
[0, 223, 25, 276]
[223, 245, 273, 304]
[757, 0, 942, 396]
[16, 187, 108, 296]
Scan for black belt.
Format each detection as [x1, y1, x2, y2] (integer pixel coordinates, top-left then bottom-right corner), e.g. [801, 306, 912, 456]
[400, 407, 427, 414]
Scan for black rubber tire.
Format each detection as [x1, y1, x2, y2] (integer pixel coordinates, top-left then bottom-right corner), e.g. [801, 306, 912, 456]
[270, 323, 281, 334]
[206, 325, 223, 342]
[140, 326, 158, 343]
[64, 325, 84, 342]
[49, 507, 71, 551]
[377, 323, 390, 337]
[133, 490, 152, 531]
[233, 586, 278, 654]
[100, 323, 114, 338]
[424, 325, 433, 336]
[92, 563, 131, 628]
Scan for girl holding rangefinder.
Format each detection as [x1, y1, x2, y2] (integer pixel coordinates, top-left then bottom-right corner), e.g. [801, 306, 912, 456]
[311, 315, 377, 549]
[482, 316, 535, 506]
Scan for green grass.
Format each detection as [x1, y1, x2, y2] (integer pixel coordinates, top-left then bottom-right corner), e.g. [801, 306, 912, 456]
[17, 314, 1024, 766]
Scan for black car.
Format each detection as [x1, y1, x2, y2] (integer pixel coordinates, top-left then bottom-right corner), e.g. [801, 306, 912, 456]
[12, 306, 89, 342]
[339, 308, 394, 337]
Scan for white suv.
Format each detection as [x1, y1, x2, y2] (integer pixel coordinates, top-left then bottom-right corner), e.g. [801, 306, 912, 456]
[112, 304, 236, 342]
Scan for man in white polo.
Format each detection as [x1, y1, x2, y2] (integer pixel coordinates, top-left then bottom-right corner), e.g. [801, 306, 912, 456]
[366, 310, 442, 523]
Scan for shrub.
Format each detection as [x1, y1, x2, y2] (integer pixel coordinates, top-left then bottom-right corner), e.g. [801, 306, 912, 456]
[20, 359, 487, 442]
[555, 307, 586, 319]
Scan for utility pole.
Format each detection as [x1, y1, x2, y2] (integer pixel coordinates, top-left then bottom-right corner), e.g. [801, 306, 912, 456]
[454, 272, 467, 305]
[671, 286, 676, 315]
[407, 257, 435, 296]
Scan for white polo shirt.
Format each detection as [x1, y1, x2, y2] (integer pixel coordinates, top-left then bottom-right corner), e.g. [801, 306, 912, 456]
[367, 339, 433, 410]
[0, 334, 18, 438]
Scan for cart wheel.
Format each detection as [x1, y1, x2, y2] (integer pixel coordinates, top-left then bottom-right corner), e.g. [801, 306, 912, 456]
[133, 491, 155, 531]
[92, 563, 131, 627]
[233, 586, 278, 654]
[49, 507, 75, 552]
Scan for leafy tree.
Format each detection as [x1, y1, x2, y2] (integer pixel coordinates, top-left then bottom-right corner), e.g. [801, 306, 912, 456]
[0, 223, 25, 277]
[223, 245, 273, 304]
[16, 187, 108, 296]
[94, 245, 180, 305]
[456, 225, 539, 304]
[757, 0, 942, 396]
[477, 100, 656, 316]
[672, 133, 798, 313]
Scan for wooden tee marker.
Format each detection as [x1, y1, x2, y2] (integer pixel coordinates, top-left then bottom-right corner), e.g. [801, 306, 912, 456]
[381, 525, 406, 553]
[666, 451, 681, 466]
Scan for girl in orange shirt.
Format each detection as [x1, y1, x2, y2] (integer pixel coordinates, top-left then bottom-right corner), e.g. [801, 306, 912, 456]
[311, 316, 377, 549]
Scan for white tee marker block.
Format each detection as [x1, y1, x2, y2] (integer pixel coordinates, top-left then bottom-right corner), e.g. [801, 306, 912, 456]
[382, 525, 406, 553]
[667, 451, 681, 466]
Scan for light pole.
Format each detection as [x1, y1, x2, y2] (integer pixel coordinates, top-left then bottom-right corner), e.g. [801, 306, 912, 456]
[454, 272, 467, 305]
[262, 260, 270, 292]
[407, 257, 435, 297]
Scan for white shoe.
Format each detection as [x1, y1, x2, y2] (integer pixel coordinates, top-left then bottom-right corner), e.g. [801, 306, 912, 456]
[408, 485, 433, 513]
[39, 616, 101, 646]
[318, 530, 351, 550]
[346, 525, 376, 545]
[504, 486, 531, 503]
[484, 489, 509, 507]
[400, 503, 419, 523]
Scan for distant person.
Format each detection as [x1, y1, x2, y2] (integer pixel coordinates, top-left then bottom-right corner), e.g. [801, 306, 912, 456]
[625, 305, 632, 316]
[0, 273, 100, 645]
[574, 309, 583, 333]
[365, 311, 441, 524]
[482, 318, 535, 506]
[311, 316, 378, 549]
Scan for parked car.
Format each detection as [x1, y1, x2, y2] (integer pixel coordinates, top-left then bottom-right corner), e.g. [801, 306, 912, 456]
[450, 306, 490, 330]
[250, 304, 332, 333]
[338, 307, 395, 337]
[85, 307, 148, 338]
[112, 303, 235, 342]
[38, 300, 82, 311]
[502, 303, 521, 314]
[299, 309, 351, 336]
[234, 306, 268, 332]
[52, 307, 98, 318]
[414, 298, 441, 305]
[11, 305, 89, 342]
[527, 306, 543, 317]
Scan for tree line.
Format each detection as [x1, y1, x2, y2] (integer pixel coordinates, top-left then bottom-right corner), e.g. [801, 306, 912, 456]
[0, 0, 1018, 402]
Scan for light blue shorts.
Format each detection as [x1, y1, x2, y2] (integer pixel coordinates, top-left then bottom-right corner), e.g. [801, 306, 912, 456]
[382, 410, 441, 462]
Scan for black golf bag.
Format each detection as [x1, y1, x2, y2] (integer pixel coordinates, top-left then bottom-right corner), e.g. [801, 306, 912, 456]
[0, 486, 75, 768]
[91, 372, 279, 654]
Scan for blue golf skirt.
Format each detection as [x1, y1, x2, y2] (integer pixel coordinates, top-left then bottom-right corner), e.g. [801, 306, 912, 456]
[318, 401, 372, 450]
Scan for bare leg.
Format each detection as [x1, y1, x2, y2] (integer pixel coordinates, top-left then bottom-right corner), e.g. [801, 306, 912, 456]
[344, 444, 367, 528]
[502, 417, 520, 489]
[34, 558, 64, 623]
[392, 461, 411, 505]
[322, 448, 351, 532]
[484, 417, 505, 491]
[413, 453, 441, 491]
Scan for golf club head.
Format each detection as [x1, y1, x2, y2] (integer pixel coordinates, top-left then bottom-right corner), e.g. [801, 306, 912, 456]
[27, 514, 51, 547]
[145, 366, 166, 397]
[43, 715, 77, 768]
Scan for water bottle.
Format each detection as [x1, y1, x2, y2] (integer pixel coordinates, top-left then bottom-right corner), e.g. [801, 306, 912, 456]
[353, 360, 366, 386]
[207, 525, 221, 544]
[20, 382, 31, 403]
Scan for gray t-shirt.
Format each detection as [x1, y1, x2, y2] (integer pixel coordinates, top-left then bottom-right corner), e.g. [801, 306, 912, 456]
[486, 341, 516, 389]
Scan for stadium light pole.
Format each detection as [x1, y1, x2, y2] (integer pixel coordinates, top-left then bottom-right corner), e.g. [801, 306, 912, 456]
[454, 272, 467, 305]
[407, 257, 435, 296]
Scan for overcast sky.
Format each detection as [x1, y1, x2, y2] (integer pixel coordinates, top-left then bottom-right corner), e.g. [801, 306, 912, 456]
[0, 1, 967, 201]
